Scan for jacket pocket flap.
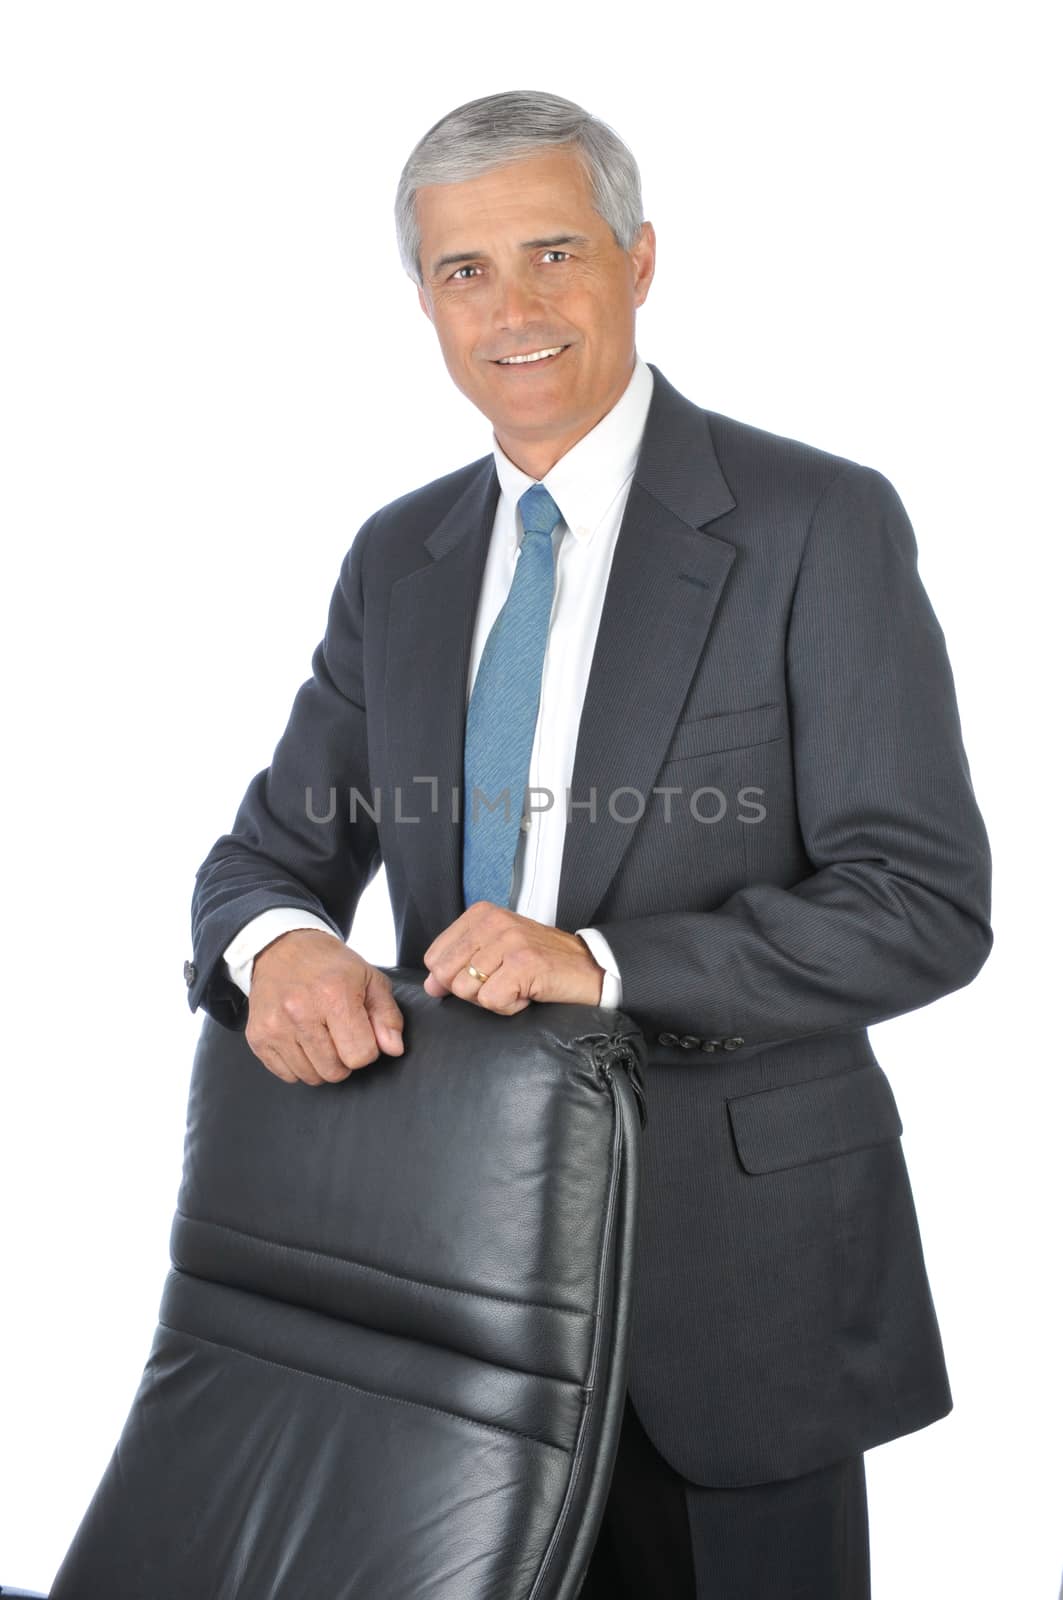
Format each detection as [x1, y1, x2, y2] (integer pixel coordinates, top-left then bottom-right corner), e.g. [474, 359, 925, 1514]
[727, 1064, 903, 1175]
[662, 700, 784, 763]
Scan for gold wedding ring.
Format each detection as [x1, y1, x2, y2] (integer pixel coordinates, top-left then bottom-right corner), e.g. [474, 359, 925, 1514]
[467, 964, 488, 983]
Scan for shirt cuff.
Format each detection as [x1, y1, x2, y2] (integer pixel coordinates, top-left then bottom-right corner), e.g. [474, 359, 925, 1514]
[222, 908, 341, 997]
[575, 926, 623, 1009]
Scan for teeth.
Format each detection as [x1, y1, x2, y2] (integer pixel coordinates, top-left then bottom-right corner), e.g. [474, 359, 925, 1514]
[498, 346, 565, 365]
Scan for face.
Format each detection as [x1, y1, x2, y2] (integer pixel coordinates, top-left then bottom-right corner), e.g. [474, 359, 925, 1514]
[415, 147, 655, 478]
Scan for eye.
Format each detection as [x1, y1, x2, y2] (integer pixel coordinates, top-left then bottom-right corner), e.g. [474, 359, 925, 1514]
[447, 250, 572, 283]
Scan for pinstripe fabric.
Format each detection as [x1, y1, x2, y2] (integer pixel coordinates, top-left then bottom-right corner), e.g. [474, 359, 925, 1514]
[579, 1390, 870, 1598]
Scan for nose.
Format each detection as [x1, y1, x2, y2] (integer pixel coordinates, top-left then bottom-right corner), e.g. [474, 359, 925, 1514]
[491, 270, 547, 335]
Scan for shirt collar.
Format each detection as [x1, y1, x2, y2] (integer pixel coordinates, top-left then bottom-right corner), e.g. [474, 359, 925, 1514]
[490, 351, 654, 548]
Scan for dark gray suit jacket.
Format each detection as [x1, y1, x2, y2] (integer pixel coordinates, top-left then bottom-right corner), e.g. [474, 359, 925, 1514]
[187, 361, 993, 1486]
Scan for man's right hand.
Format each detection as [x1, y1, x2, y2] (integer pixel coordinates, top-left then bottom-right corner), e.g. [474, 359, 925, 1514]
[245, 929, 405, 1086]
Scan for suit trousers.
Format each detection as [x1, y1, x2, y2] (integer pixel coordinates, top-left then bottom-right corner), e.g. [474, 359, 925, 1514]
[578, 1391, 871, 1599]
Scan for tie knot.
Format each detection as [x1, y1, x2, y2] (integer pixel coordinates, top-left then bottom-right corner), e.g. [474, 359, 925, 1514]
[518, 482, 563, 539]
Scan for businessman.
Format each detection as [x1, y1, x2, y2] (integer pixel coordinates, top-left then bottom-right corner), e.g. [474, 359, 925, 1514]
[187, 90, 993, 1596]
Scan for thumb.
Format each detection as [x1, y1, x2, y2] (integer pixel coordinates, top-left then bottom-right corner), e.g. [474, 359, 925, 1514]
[364, 975, 405, 1053]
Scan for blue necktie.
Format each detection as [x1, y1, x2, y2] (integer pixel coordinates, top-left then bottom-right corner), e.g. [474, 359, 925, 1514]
[463, 483, 562, 909]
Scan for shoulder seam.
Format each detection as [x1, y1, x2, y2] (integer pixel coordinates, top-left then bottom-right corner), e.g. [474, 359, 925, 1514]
[795, 460, 868, 576]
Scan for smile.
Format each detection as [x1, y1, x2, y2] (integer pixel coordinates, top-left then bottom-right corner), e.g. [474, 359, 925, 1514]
[494, 345, 570, 367]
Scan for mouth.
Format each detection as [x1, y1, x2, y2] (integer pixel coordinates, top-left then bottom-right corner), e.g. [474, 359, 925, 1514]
[492, 344, 571, 370]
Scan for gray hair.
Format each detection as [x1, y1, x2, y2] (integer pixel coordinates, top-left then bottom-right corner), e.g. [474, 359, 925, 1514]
[394, 89, 644, 287]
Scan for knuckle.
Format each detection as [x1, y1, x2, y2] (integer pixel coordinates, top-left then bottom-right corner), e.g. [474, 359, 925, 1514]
[260, 1050, 295, 1083]
[248, 1007, 282, 1043]
[247, 1034, 274, 1064]
[344, 1044, 378, 1071]
[280, 991, 313, 1024]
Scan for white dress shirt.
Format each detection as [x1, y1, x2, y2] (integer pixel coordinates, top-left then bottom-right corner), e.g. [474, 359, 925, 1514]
[223, 351, 656, 1006]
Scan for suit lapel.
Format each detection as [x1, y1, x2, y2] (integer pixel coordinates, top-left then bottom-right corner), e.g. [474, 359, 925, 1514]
[385, 362, 738, 944]
[384, 464, 498, 944]
[554, 366, 737, 930]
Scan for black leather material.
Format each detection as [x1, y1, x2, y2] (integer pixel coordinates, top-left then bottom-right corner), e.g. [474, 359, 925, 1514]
[47, 969, 647, 1600]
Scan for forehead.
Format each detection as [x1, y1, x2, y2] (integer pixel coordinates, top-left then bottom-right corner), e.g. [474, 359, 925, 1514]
[414, 147, 597, 243]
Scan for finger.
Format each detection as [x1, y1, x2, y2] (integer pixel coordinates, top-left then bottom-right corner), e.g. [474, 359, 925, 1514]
[294, 1019, 357, 1084]
[270, 1035, 328, 1087]
[363, 986, 405, 1055]
[476, 999, 531, 1016]
[422, 906, 476, 971]
[424, 902, 497, 983]
[327, 998, 384, 1069]
[453, 956, 502, 1004]
[253, 1041, 300, 1085]
[465, 958, 513, 1012]
[473, 952, 536, 1014]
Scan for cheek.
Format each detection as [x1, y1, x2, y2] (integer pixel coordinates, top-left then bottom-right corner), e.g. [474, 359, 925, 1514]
[559, 287, 605, 342]
[580, 277, 625, 323]
[436, 323, 481, 377]
[433, 298, 478, 341]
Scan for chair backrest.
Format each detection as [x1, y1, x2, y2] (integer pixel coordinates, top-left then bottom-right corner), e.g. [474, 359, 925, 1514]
[48, 968, 647, 1600]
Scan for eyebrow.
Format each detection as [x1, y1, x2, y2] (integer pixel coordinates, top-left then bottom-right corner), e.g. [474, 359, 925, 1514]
[430, 233, 591, 277]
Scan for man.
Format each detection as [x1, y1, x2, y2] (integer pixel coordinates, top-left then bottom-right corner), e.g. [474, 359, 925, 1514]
[187, 90, 993, 1597]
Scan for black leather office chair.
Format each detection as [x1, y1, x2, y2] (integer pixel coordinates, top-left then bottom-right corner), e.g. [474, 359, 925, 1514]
[12, 968, 646, 1599]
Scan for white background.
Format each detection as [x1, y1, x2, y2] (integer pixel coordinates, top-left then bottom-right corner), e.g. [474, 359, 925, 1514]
[1, 3, 1059, 1594]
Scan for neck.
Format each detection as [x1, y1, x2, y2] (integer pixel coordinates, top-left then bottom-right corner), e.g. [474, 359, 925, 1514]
[493, 356, 636, 480]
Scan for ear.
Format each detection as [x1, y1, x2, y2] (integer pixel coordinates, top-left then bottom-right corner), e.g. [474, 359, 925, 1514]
[632, 221, 656, 309]
[417, 285, 433, 322]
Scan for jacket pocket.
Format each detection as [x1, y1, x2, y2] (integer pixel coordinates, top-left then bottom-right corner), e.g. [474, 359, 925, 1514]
[727, 1063, 903, 1175]
[660, 700, 784, 764]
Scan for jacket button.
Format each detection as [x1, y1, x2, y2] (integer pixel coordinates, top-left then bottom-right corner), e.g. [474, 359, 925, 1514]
[657, 1032, 679, 1046]
[722, 1036, 745, 1051]
[700, 1038, 721, 1053]
[184, 959, 197, 987]
[679, 1035, 700, 1049]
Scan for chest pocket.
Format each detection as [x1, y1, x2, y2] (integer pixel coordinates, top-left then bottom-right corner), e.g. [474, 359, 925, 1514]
[661, 700, 785, 764]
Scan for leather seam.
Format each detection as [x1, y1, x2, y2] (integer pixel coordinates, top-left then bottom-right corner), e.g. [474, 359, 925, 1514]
[174, 1209, 592, 1318]
[158, 1320, 571, 1455]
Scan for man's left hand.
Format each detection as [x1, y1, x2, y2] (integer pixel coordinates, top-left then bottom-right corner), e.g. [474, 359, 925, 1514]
[423, 902, 605, 1012]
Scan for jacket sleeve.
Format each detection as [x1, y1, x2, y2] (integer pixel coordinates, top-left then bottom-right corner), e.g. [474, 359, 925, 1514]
[187, 511, 382, 1030]
[591, 463, 993, 1050]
